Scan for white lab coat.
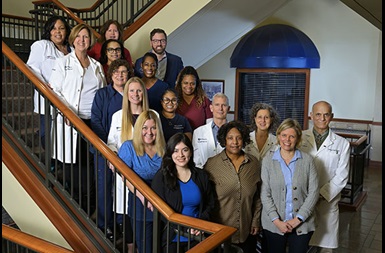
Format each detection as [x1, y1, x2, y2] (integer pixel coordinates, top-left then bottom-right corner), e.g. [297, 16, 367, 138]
[244, 132, 278, 161]
[49, 51, 106, 163]
[192, 121, 224, 168]
[107, 109, 130, 215]
[27, 40, 70, 114]
[300, 128, 350, 249]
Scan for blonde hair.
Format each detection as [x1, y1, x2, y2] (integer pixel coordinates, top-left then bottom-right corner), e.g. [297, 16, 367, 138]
[276, 118, 303, 149]
[68, 23, 95, 50]
[120, 77, 149, 143]
[132, 110, 165, 157]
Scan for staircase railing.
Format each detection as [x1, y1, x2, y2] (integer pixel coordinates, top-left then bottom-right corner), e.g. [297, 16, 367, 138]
[2, 39, 236, 252]
[2, 224, 74, 253]
[30, 0, 170, 41]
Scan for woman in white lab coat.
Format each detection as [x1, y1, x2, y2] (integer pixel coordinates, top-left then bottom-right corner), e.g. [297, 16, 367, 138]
[107, 76, 149, 251]
[49, 23, 106, 205]
[27, 16, 72, 149]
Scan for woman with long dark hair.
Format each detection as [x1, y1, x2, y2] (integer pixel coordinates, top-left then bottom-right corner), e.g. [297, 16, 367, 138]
[152, 132, 215, 252]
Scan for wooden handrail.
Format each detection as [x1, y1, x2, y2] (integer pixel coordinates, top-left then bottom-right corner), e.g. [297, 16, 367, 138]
[1, 13, 34, 21]
[2, 40, 236, 252]
[2, 224, 74, 253]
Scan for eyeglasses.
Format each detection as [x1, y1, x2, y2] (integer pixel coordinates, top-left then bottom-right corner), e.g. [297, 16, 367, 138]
[162, 98, 178, 104]
[106, 47, 122, 53]
[151, 39, 166, 44]
[113, 70, 129, 76]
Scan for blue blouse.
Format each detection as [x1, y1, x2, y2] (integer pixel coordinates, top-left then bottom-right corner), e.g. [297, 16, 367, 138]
[118, 140, 162, 221]
[173, 178, 201, 242]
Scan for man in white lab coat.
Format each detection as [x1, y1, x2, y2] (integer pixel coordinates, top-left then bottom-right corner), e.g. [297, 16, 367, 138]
[300, 101, 350, 253]
[192, 93, 230, 168]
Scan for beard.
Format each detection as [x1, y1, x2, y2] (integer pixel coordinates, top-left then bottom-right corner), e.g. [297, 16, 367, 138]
[152, 46, 165, 55]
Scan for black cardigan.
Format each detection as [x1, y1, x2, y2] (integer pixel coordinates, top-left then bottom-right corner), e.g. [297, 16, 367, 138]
[151, 166, 216, 246]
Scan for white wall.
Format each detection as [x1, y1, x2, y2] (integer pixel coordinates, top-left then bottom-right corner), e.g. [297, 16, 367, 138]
[2, 163, 72, 250]
[197, 0, 382, 161]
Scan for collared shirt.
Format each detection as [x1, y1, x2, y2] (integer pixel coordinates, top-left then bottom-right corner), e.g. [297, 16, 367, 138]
[156, 52, 167, 81]
[272, 148, 304, 222]
[313, 128, 329, 150]
[211, 121, 220, 147]
[204, 150, 261, 244]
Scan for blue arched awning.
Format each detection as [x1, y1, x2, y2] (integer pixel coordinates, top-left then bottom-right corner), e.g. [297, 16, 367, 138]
[230, 24, 320, 68]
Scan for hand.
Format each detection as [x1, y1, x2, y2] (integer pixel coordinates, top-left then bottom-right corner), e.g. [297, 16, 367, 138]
[287, 217, 302, 229]
[250, 226, 259, 235]
[273, 219, 293, 234]
[107, 161, 115, 172]
[189, 228, 202, 236]
[136, 191, 154, 212]
[64, 116, 70, 126]
[147, 201, 154, 212]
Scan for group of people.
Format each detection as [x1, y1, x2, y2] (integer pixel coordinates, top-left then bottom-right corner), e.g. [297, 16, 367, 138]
[27, 16, 351, 253]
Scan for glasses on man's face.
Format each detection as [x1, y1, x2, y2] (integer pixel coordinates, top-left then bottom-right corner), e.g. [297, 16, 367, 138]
[162, 98, 178, 104]
[107, 47, 122, 53]
[113, 70, 129, 76]
[151, 39, 166, 44]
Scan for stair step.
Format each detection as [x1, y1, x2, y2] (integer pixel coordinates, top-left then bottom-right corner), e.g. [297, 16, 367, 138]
[3, 111, 40, 131]
[2, 82, 34, 97]
[2, 96, 34, 114]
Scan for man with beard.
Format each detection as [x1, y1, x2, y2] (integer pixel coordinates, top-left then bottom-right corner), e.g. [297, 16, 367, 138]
[134, 28, 184, 89]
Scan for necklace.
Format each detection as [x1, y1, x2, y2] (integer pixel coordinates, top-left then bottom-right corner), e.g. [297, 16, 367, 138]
[162, 112, 175, 126]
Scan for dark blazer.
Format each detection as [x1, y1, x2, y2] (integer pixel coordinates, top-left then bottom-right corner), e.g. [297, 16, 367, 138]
[134, 51, 184, 89]
[151, 166, 215, 247]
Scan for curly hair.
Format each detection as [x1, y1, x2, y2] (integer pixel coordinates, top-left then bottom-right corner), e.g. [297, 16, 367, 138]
[217, 121, 251, 148]
[106, 58, 133, 84]
[175, 66, 207, 108]
[249, 102, 280, 133]
[161, 133, 195, 190]
[41, 16, 71, 46]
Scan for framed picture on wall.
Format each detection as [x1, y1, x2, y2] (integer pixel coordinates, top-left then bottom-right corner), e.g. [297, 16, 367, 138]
[201, 79, 225, 101]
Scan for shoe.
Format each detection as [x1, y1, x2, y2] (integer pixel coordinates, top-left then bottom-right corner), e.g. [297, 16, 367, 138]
[106, 227, 114, 241]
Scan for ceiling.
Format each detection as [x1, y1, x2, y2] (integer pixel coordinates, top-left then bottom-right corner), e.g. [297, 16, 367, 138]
[341, 0, 382, 30]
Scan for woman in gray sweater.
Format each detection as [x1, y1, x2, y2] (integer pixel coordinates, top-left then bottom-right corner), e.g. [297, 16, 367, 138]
[261, 118, 319, 253]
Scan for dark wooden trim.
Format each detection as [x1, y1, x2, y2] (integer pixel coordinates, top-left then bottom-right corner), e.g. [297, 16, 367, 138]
[1, 14, 34, 21]
[2, 224, 74, 253]
[2, 136, 101, 252]
[368, 160, 382, 168]
[372, 121, 382, 126]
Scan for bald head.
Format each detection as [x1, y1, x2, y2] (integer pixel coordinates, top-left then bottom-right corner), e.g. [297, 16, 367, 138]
[312, 101, 332, 113]
[310, 101, 334, 134]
